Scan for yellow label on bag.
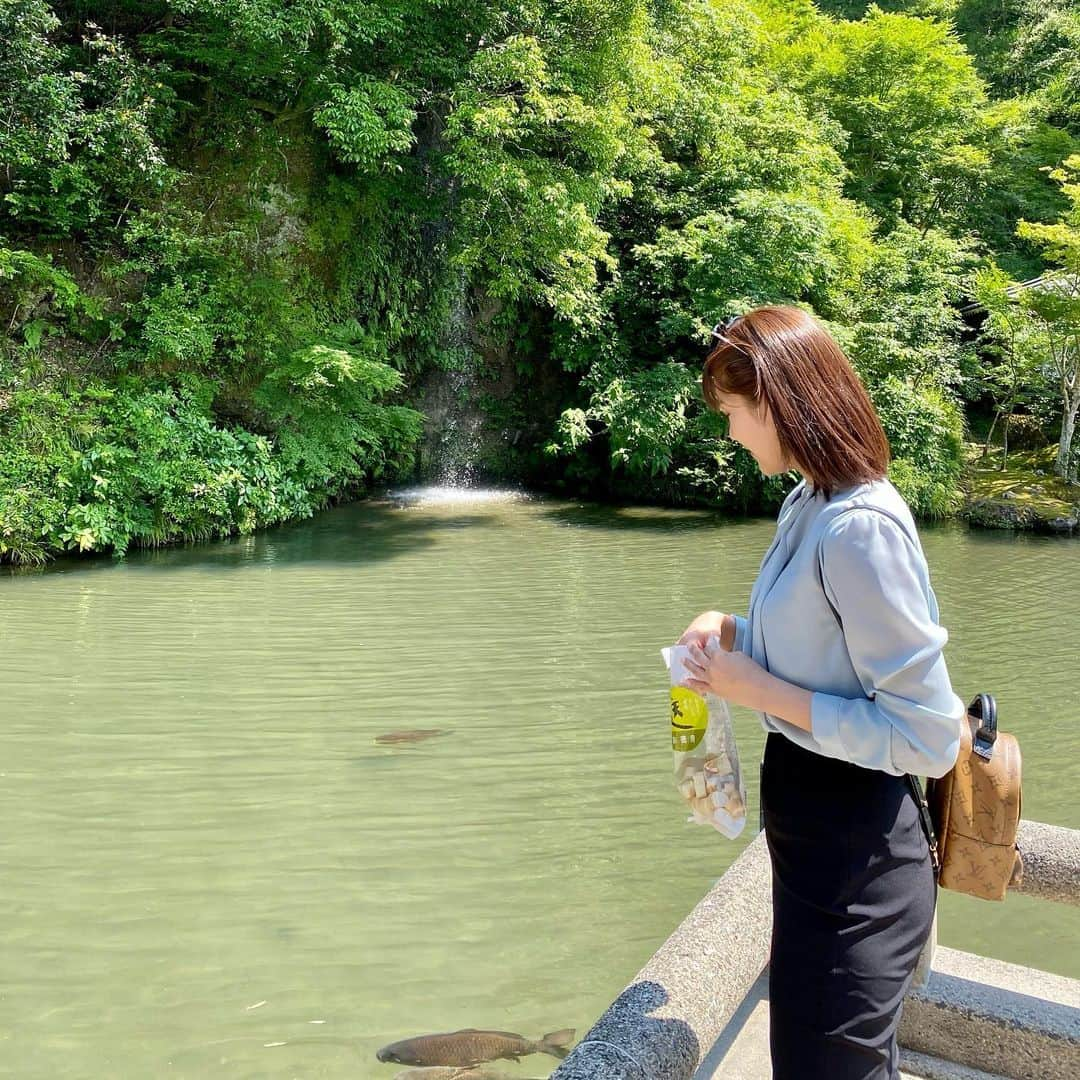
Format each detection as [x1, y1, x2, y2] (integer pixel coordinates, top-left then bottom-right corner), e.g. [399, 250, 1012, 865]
[671, 687, 708, 751]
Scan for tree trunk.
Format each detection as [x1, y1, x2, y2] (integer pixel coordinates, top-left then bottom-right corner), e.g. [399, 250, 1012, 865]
[1056, 396, 1078, 482]
[982, 410, 1001, 459]
[1000, 408, 1014, 471]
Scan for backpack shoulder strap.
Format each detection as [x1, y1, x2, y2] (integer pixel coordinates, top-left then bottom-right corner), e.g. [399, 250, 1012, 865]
[907, 773, 941, 875]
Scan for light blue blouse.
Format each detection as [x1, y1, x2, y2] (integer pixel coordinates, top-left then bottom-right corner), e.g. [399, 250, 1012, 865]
[731, 475, 965, 779]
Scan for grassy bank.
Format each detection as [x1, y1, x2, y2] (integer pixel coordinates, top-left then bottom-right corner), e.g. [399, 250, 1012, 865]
[960, 443, 1080, 533]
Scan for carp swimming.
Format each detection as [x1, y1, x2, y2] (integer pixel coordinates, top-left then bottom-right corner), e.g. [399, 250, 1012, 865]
[373, 729, 449, 745]
[376, 1027, 575, 1067]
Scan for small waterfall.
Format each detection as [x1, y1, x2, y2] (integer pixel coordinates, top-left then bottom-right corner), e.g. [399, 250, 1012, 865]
[412, 113, 528, 497]
[394, 277, 527, 505]
[434, 362, 487, 487]
[433, 267, 486, 487]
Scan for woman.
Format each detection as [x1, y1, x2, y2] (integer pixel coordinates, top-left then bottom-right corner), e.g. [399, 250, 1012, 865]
[677, 305, 965, 1080]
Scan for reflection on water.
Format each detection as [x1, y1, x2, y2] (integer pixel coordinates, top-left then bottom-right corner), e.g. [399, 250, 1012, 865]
[1, 491, 1077, 1078]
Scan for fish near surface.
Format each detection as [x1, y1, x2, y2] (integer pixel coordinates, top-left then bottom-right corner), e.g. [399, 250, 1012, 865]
[374, 729, 448, 745]
[376, 1027, 575, 1066]
[391, 1069, 547, 1080]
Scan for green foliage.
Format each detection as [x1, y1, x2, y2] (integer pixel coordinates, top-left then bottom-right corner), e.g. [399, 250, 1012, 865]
[0, 2, 79, 173]
[0, 364, 421, 564]
[255, 329, 424, 492]
[773, 4, 989, 232]
[555, 362, 698, 476]
[872, 376, 967, 516]
[0, 1, 178, 238]
[1014, 154, 1080, 478]
[103, 199, 299, 375]
[442, 30, 629, 331]
[968, 259, 1058, 466]
[541, 0, 982, 513]
[5, 0, 1080, 555]
[968, 102, 1080, 278]
[629, 191, 859, 344]
[951, 0, 1080, 131]
[315, 78, 417, 172]
[835, 222, 978, 390]
[1, 246, 85, 334]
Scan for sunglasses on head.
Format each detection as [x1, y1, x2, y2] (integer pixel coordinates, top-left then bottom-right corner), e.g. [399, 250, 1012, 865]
[710, 315, 740, 344]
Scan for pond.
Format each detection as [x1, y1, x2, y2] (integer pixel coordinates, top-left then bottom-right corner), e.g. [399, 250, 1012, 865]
[3, 487, 1078, 1078]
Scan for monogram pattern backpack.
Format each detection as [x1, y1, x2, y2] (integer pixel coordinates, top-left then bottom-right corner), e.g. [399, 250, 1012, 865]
[907, 693, 1024, 902]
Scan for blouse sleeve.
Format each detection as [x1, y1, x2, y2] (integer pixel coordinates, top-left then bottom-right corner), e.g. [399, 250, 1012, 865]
[809, 508, 965, 778]
[732, 613, 748, 654]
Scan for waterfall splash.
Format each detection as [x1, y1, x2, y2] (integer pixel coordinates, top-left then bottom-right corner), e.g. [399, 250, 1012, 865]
[387, 485, 528, 508]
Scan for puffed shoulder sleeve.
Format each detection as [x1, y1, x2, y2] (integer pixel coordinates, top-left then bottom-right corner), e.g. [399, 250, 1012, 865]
[809, 508, 965, 778]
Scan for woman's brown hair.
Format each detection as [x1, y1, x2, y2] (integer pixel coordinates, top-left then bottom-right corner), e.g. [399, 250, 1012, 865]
[701, 305, 890, 499]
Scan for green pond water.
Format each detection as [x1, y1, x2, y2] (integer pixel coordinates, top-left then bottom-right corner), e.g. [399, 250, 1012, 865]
[2, 487, 1078, 1079]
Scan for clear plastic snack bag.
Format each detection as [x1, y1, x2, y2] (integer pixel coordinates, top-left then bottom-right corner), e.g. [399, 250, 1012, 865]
[660, 635, 748, 839]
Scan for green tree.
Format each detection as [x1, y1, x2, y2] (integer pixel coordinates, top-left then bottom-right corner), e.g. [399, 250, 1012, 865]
[1015, 154, 1080, 480]
[5, 0, 1065, 558]
[0, 1, 177, 238]
[970, 261, 1051, 467]
[1007, 0, 1080, 131]
[774, 4, 989, 232]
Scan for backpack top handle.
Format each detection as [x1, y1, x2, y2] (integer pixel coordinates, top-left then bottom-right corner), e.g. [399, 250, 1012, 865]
[970, 692, 998, 761]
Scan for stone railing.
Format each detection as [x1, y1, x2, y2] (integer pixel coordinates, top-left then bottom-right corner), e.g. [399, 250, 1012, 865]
[551, 819, 1080, 1080]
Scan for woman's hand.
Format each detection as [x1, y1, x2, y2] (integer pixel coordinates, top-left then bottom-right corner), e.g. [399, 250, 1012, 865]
[678, 610, 736, 651]
[680, 639, 770, 712]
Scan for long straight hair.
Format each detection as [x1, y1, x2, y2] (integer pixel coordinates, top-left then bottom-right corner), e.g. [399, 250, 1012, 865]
[702, 305, 890, 499]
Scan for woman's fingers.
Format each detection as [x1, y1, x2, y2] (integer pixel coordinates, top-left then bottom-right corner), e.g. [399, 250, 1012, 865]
[677, 612, 729, 647]
[682, 652, 705, 677]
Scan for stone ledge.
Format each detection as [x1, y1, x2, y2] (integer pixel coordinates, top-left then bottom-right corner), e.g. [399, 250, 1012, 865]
[551, 835, 773, 1080]
[690, 974, 1015, 1080]
[899, 1048, 1011, 1080]
[552, 822, 1079, 1079]
[1013, 820, 1080, 906]
[898, 946, 1080, 1080]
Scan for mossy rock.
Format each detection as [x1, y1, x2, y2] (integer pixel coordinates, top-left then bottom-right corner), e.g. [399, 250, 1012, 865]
[960, 443, 1080, 534]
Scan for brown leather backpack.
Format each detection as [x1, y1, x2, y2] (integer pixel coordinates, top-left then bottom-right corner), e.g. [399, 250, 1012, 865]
[908, 694, 1024, 902]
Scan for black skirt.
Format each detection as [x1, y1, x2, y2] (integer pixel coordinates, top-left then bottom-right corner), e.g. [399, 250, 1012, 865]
[761, 730, 936, 1080]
